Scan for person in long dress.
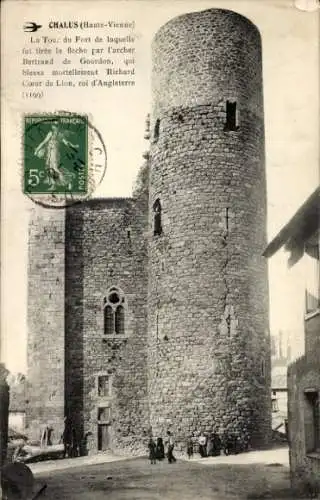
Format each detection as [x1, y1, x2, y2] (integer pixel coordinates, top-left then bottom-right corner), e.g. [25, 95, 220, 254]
[148, 437, 157, 465]
[198, 432, 207, 457]
[34, 123, 79, 189]
[155, 437, 165, 460]
[61, 417, 72, 459]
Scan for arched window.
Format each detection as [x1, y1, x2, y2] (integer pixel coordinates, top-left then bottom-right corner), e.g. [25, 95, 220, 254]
[115, 305, 125, 335]
[103, 288, 126, 336]
[154, 119, 160, 142]
[104, 306, 113, 335]
[153, 198, 162, 236]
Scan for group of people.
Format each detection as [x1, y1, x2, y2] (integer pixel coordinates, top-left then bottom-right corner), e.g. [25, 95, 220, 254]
[148, 431, 176, 464]
[147, 428, 250, 464]
[37, 419, 84, 458]
[187, 430, 250, 458]
[188, 431, 222, 458]
[60, 417, 91, 458]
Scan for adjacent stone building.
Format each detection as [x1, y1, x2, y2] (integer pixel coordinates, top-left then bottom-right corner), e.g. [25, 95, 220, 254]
[27, 8, 271, 454]
[8, 374, 27, 433]
[264, 187, 320, 491]
[0, 364, 10, 467]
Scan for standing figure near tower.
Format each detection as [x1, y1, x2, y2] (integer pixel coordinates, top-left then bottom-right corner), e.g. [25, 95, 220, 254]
[155, 437, 165, 460]
[198, 433, 207, 458]
[61, 417, 72, 459]
[148, 437, 157, 465]
[166, 431, 176, 464]
[187, 435, 194, 459]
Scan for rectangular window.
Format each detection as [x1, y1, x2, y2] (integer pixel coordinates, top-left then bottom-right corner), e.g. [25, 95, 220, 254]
[304, 389, 320, 453]
[224, 101, 238, 131]
[98, 407, 111, 423]
[98, 375, 111, 397]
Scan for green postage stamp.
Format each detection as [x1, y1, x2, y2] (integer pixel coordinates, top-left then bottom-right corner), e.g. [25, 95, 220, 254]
[24, 114, 88, 195]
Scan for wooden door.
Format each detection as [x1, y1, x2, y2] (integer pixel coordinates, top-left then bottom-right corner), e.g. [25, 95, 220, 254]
[98, 424, 110, 451]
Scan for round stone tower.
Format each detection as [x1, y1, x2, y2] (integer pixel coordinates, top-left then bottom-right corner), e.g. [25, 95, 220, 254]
[148, 9, 271, 447]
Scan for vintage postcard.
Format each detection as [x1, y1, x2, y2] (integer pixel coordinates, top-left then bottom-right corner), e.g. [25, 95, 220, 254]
[1, 0, 319, 498]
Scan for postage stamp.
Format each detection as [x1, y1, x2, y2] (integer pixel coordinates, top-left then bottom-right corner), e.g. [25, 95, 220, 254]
[24, 114, 88, 195]
[22, 111, 107, 208]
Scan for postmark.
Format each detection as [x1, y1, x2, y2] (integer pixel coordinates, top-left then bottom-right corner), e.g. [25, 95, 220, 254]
[23, 111, 107, 208]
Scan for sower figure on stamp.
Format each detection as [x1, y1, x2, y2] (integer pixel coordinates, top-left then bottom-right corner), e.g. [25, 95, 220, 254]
[34, 123, 78, 190]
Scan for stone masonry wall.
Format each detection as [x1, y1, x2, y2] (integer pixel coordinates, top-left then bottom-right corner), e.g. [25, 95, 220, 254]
[305, 312, 320, 357]
[27, 207, 65, 442]
[26, 8, 272, 453]
[65, 207, 85, 441]
[148, 9, 271, 448]
[151, 8, 263, 129]
[65, 189, 149, 454]
[287, 350, 320, 491]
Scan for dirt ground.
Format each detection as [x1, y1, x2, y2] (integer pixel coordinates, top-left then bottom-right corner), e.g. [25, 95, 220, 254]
[33, 456, 301, 500]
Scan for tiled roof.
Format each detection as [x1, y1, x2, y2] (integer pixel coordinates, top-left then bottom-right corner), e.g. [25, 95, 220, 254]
[263, 187, 320, 262]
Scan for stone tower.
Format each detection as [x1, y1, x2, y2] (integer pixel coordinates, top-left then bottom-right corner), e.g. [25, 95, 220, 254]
[27, 206, 66, 439]
[148, 9, 271, 446]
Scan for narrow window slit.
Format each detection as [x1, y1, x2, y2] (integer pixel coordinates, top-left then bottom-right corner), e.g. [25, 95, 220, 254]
[153, 199, 162, 236]
[154, 119, 160, 142]
[225, 207, 229, 232]
[224, 101, 239, 131]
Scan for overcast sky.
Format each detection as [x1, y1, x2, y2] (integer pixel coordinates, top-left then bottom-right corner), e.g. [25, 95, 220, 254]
[1, 0, 319, 373]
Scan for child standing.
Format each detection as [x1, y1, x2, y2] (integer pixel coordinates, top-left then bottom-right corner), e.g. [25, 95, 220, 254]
[187, 436, 194, 459]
